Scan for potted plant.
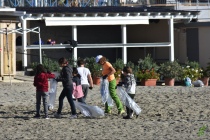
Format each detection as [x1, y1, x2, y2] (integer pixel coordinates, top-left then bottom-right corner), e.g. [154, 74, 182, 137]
[159, 60, 182, 86]
[136, 69, 160, 86]
[112, 58, 125, 84]
[181, 61, 203, 85]
[137, 54, 159, 86]
[85, 57, 102, 85]
[201, 61, 210, 86]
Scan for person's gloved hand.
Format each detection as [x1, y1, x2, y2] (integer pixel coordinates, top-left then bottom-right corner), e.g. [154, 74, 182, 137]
[102, 75, 108, 79]
[89, 87, 93, 90]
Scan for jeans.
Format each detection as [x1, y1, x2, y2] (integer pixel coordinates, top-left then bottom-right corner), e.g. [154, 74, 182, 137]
[105, 79, 124, 112]
[36, 91, 48, 116]
[82, 84, 89, 101]
[57, 86, 76, 115]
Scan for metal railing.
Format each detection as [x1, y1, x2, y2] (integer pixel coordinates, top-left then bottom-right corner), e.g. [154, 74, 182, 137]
[0, 0, 209, 8]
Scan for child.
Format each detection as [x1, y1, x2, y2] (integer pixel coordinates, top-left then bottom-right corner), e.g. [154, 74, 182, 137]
[77, 59, 93, 101]
[72, 67, 86, 104]
[119, 66, 136, 119]
[33, 64, 55, 119]
[54, 57, 77, 119]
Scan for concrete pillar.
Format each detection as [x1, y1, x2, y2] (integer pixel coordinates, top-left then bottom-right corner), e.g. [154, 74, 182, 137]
[22, 18, 27, 69]
[121, 25, 127, 64]
[72, 26, 77, 61]
[169, 17, 174, 61]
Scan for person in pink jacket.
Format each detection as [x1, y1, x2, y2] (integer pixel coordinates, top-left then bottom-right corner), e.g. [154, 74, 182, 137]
[72, 67, 85, 104]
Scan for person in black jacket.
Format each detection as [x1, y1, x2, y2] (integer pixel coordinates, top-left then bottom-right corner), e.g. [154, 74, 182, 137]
[54, 57, 77, 119]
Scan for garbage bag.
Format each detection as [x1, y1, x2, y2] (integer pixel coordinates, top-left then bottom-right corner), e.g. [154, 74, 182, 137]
[100, 78, 113, 106]
[117, 86, 141, 115]
[48, 78, 58, 110]
[74, 101, 104, 118]
[184, 77, 192, 87]
[192, 80, 204, 87]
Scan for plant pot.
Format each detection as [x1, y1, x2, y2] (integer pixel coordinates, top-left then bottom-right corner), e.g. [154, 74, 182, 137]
[164, 78, 175, 86]
[200, 77, 209, 86]
[141, 79, 157, 86]
[93, 77, 101, 85]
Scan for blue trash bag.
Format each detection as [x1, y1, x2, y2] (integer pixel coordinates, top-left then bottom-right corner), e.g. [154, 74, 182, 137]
[184, 77, 192, 87]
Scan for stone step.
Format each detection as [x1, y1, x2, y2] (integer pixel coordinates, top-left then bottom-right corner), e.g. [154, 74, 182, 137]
[14, 75, 34, 82]
[16, 71, 25, 76]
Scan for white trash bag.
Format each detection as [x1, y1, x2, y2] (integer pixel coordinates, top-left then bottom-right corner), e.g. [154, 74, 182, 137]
[48, 78, 58, 110]
[100, 78, 113, 106]
[117, 86, 141, 115]
[192, 80, 204, 87]
[74, 101, 104, 118]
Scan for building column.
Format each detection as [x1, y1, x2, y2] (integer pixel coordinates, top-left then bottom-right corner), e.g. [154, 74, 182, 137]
[72, 26, 77, 61]
[121, 25, 127, 65]
[169, 17, 174, 61]
[34, 0, 38, 6]
[22, 18, 27, 69]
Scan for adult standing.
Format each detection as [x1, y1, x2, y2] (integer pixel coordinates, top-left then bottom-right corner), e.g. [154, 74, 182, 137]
[54, 57, 77, 119]
[77, 59, 93, 101]
[95, 55, 125, 115]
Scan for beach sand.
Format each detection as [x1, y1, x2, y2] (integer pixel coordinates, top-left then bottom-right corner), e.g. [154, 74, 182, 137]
[0, 78, 210, 139]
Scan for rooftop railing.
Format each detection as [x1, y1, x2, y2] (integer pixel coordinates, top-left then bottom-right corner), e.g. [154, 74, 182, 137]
[0, 0, 209, 9]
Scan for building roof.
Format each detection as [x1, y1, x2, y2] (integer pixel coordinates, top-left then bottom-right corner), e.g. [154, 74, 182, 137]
[16, 6, 198, 14]
[15, 6, 199, 26]
[0, 7, 26, 22]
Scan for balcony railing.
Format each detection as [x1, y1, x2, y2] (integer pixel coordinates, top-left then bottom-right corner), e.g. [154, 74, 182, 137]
[0, 0, 209, 8]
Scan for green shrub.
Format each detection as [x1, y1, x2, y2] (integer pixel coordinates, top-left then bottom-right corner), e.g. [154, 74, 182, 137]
[112, 58, 125, 71]
[159, 60, 182, 79]
[137, 54, 159, 71]
[30, 54, 60, 73]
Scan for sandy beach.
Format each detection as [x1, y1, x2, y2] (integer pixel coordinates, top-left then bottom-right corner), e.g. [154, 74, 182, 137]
[0, 77, 210, 139]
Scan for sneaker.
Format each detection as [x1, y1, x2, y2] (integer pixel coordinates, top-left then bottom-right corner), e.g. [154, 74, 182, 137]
[69, 114, 77, 119]
[33, 114, 40, 118]
[123, 115, 131, 119]
[54, 112, 61, 118]
[118, 110, 125, 115]
[45, 115, 50, 119]
[104, 110, 112, 114]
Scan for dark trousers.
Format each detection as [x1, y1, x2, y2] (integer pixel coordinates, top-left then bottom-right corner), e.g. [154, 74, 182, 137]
[57, 87, 76, 115]
[82, 84, 89, 101]
[126, 93, 135, 117]
[36, 91, 48, 116]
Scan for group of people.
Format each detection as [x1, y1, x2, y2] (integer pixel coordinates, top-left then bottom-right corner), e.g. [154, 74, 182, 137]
[33, 55, 137, 119]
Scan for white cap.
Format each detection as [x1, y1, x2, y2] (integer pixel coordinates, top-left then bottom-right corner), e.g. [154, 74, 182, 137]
[95, 55, 103, 63]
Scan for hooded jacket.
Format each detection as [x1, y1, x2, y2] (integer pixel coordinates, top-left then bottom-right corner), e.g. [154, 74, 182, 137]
[34, 72, 55, 92]
[57, 64, 73, 88]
